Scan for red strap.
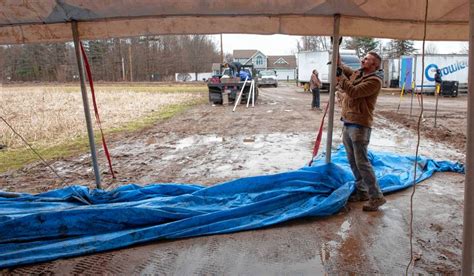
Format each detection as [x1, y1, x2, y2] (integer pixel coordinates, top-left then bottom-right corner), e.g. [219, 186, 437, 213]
[308, 102, 330, 166]
[79, 42, 116, 179]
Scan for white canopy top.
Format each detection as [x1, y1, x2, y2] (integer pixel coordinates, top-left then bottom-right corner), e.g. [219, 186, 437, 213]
[0, 0, 469, 44]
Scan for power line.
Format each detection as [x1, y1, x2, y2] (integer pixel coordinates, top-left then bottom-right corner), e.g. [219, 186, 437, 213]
[0, 115, 65, 183]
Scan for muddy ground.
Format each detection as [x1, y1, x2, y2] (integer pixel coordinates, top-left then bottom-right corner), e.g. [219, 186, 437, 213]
[1, 83, 467, 274]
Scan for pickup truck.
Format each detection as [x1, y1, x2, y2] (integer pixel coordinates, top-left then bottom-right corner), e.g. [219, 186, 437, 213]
[257, 70, 278, 87]
[207, 65, 258, 105]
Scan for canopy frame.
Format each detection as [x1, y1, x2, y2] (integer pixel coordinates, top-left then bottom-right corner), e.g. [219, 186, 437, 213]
[71, 21, 102, 188]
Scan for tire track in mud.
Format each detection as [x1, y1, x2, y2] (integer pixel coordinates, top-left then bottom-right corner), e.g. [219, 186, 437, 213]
[192, 237, 226, 275]
[133, 247, 179, 275]
[258, 85, 330, 136]
[70, 252, 116, 274]
[5, 262, 57, 275]
[376, 110, 466, 152]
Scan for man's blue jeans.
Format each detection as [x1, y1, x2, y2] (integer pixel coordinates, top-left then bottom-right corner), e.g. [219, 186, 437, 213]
[311, 88, 320, 108]
[342, 125, 383, 199]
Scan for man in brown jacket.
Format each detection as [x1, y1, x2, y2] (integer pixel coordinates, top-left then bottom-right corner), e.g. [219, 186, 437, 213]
[336, 51, 386, 211]
[310, 69, 322, 110]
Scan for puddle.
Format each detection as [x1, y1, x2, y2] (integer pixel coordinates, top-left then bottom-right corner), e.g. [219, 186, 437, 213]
[321, 126, 464, 161]
[337, 220, 351, 240]
[104, 123, 464, 189]
[175, 135, 223, 150]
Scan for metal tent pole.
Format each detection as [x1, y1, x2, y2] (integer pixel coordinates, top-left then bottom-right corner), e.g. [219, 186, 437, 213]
[325, 14, 340, 163]
[71, 21, 102, 189]
[462, 0, 474, 273]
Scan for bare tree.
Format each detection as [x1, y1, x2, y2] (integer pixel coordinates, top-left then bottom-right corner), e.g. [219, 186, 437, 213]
[0, 34, 221, 82]
[460, 42, 469, 54]
[224, 53, 233, 63]
[424, 43, 438, 54]
[297, 36, 331, 51]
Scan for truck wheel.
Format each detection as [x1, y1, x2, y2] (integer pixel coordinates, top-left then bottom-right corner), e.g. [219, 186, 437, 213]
[209, 92, 223, 105]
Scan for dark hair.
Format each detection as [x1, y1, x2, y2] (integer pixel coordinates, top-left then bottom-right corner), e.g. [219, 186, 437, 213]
[367, 51, 382, 69]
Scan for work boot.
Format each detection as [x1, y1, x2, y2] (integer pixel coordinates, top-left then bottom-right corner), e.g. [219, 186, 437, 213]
[362, 197, 387, 212]
[348, 190, 369, 202]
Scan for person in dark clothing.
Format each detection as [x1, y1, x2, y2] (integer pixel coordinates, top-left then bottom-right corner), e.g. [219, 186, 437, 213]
[434, 69, 442, 84]
[434, 69, 442, 94]
[227, 61, 242, 77]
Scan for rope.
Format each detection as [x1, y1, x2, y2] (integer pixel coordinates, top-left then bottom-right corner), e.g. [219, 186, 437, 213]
[405, 0, 428, 273]
[0, 115, 65, 183]
[79, 41, 116, 179]
[308, 102, 330, 166]
[1, 115, 92, 205]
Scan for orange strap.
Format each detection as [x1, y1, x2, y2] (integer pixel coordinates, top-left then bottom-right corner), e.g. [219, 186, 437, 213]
[79, 42, 116, 179]
[308, 102, 330, 166]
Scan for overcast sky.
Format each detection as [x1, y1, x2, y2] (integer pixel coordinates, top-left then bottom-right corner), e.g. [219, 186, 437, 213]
[213, 34, 468, 56]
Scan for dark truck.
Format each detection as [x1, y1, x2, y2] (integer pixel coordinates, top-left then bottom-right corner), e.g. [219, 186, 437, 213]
[207, 64, 258, 105]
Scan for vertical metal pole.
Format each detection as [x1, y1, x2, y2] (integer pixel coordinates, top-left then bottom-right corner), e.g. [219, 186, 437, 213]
[71, 21, 102, 188]
[462, 1, 474, 273]
[252, 80, 255, 107]
[434, 84, 439, 127]
[325, 14, 340, 163]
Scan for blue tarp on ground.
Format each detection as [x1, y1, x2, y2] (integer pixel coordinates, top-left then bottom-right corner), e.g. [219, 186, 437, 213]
[0, 146, 464, 268]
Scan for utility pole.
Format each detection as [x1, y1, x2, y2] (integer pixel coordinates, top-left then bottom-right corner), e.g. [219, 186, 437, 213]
[220, 33, 224, 62]
[129, 43, 133, 82]
[121, 57, 125, 81]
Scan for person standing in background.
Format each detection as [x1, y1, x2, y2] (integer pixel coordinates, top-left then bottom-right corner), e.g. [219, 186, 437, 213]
[434, 68, 442, 94]
[310, 69, 322, 110]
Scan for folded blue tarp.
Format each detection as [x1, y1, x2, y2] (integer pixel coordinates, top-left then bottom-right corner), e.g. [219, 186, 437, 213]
[0, 147, 464, 268]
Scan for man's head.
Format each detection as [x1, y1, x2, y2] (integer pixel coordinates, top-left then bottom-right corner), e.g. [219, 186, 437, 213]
[361, 51, 382, 73]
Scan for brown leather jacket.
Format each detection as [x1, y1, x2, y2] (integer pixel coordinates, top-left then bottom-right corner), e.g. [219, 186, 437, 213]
[310, 73, 322, 90]
[338, 65, 383, 128]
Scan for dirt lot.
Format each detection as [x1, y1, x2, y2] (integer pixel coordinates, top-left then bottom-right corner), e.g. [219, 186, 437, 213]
[1, 83, 467, 274]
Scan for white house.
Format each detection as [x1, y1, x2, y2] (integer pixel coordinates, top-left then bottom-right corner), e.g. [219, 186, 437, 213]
[267, 55, 297, 80]
[233, 50, 296, 80]
[233, 49, 268, 71]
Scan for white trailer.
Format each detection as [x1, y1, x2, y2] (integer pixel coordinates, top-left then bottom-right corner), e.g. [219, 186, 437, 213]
[297, 51, 330, 85]
[401, 54, 469, 93]
[297, 50, 359, 90]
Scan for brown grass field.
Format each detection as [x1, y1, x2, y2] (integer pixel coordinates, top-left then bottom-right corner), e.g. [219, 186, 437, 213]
[0, 83, 207, 171]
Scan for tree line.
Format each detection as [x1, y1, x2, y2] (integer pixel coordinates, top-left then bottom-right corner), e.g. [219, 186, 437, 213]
[297, 36, 418, 58]
[0, 35, 221, 82]
[297, 36, 469, 57]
